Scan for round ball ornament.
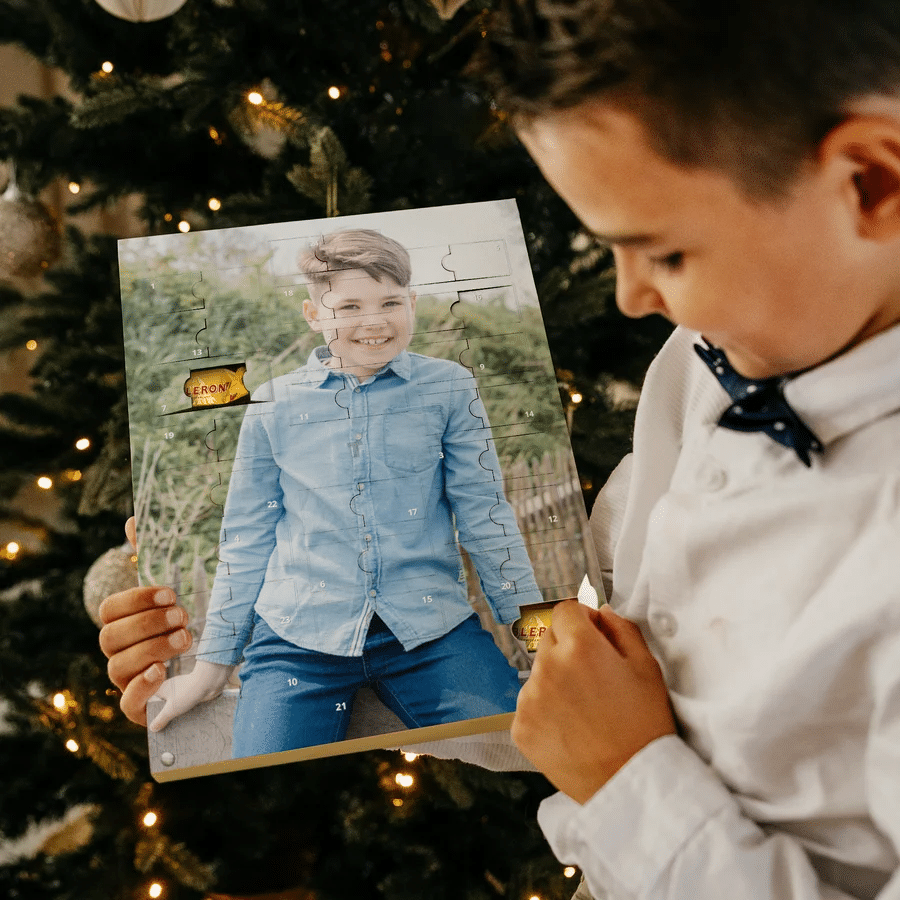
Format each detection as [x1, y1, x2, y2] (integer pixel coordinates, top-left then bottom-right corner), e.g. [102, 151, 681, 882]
[94, 0, 188, 22]
[0, 177, 61, 278]
[83, 543, 138, 628]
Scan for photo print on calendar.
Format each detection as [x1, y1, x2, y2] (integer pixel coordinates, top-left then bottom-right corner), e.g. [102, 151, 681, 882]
[118, 199, 600, 781]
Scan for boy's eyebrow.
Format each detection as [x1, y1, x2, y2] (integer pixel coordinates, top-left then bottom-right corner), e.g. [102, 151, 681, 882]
[592, 231, 660, 249]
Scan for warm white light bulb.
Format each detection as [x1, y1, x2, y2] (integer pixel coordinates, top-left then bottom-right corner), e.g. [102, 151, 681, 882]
[564, 867, 577, 878]
[395, 773, 414, 788]
[76, 438, 91, 450]
[26, 340, 38, 351]
[178, 220, 190, 233]
[570, 392, 583, 404]
[53, 693, 67, 710]
[37, 476, 53, 490]
[148, 884, 163, 899]
[5, 542, 20, 558]
[208, 197, 222, 211]
[68, 181, 81, 194]
[328, 86, 341, 99]
[65, 739, 79, 753]
[143, 811, 158, 827]
[402, 752, 418, 762]
[101, 61, 114, 74]
[247, 91, 264, 105]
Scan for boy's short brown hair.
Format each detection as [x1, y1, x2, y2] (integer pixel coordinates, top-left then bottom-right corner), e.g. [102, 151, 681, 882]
[476, 0, 900, 199]
[298, 229, 412, 304]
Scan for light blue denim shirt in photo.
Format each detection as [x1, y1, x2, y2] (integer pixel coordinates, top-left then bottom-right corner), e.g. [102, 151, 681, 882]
[197, 347, 541, 663]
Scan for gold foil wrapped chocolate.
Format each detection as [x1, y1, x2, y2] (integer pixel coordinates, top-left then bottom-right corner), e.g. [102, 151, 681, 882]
[511, 601, 559, 653]
[183, 364, 250, 409]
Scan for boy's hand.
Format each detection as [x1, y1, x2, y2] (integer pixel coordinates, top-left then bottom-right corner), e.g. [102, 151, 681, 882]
[98, 517, 193, 726]
[147, 661, 231, 733]
[511, 600, 676, 804]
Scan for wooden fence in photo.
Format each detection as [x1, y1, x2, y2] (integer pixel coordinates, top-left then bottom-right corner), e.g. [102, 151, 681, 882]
[504, 447, 601, 597]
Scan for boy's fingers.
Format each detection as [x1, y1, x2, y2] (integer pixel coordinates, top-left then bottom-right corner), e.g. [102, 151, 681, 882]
[104, 626, 192, 691]
[99, 603, 188, 658]
[595, 605, 658, 662]
[125, 516, 137, 552]
[542, 598, 600, 646]
[549, 599, 653, 660]
[98, 586, 176, 626]
[118, 663, 166, 727]
[148, 690, 180, 733]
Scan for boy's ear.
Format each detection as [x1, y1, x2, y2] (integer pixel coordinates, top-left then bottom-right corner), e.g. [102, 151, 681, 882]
[302, 297, 324, 332]
[820, 116, 900, 240]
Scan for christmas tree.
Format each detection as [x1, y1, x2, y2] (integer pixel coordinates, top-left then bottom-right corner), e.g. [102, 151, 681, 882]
[0, 1, 670, 898]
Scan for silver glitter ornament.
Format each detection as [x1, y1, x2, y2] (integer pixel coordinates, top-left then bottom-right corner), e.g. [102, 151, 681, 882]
[0, 168, 61, 278]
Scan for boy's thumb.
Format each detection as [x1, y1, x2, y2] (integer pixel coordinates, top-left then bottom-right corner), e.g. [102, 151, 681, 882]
[596, 604, 650, 656]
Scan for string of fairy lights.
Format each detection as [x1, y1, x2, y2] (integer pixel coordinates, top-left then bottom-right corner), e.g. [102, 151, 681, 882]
[77, 60, 350, 234]
[3, 433, 93, 561]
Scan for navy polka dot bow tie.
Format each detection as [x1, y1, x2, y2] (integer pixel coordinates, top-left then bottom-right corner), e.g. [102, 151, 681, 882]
[694, 340, 823, 467]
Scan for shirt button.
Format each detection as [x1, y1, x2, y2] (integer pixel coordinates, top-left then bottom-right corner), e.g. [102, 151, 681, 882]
[697, 463, 726, 492]
[650, 611, 678, 638]
[357, 483, 364, 490]
[369, 590, 377, 597]
[365, 534, 372, 541]
[355, 433, 362, 440]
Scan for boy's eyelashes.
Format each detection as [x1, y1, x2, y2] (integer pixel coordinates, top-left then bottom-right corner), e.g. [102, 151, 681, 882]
[326, 299, 405, 315]
[648, 251, 685, 273]
[594, 236, 685, 274]
[590, 235, 683, 272]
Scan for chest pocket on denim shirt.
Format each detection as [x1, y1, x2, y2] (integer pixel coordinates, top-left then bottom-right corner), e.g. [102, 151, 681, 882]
[381, 405, 446, 473]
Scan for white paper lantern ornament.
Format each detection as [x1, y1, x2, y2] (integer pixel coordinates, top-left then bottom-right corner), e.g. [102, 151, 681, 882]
[94, 0, 189, 22]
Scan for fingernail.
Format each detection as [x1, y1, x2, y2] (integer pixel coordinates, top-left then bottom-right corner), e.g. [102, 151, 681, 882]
[143, 662, 165, 683]
[165, 608, 185, 627]
[154, 589, 175, 606]
[169, 629, 190, 650]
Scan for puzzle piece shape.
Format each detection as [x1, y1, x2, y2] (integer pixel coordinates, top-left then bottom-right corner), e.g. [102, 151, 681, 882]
[451, 286, 523, 327]
[408, 244, 454, 285]
[267, 233, 326, 280]
[441, 240, 510, 281]
[143, 271, 207, 315]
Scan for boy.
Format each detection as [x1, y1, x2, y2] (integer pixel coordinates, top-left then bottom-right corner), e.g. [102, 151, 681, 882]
[478, 2, 900, 898]
[101, 2, 900, 897]
[109, 227, 541, 757]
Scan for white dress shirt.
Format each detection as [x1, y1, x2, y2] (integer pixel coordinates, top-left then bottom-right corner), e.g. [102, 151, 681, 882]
[538, 325, 900, 900]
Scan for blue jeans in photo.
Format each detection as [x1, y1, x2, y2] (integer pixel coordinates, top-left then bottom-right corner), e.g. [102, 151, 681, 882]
[231, 612, 521, 758]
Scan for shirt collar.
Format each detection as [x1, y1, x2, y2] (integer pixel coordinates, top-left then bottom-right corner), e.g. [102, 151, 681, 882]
[783, 323, 900, 446]
[305, 345, 413, 386]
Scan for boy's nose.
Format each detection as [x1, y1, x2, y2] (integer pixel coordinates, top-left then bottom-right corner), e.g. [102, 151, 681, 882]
[613, 249, 666, 319]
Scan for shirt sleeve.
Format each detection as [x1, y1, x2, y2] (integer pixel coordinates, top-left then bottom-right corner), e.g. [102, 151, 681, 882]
[196, 403, 284, 666]
[538, 707, 900, 900]
[441, 365, 542, 623]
